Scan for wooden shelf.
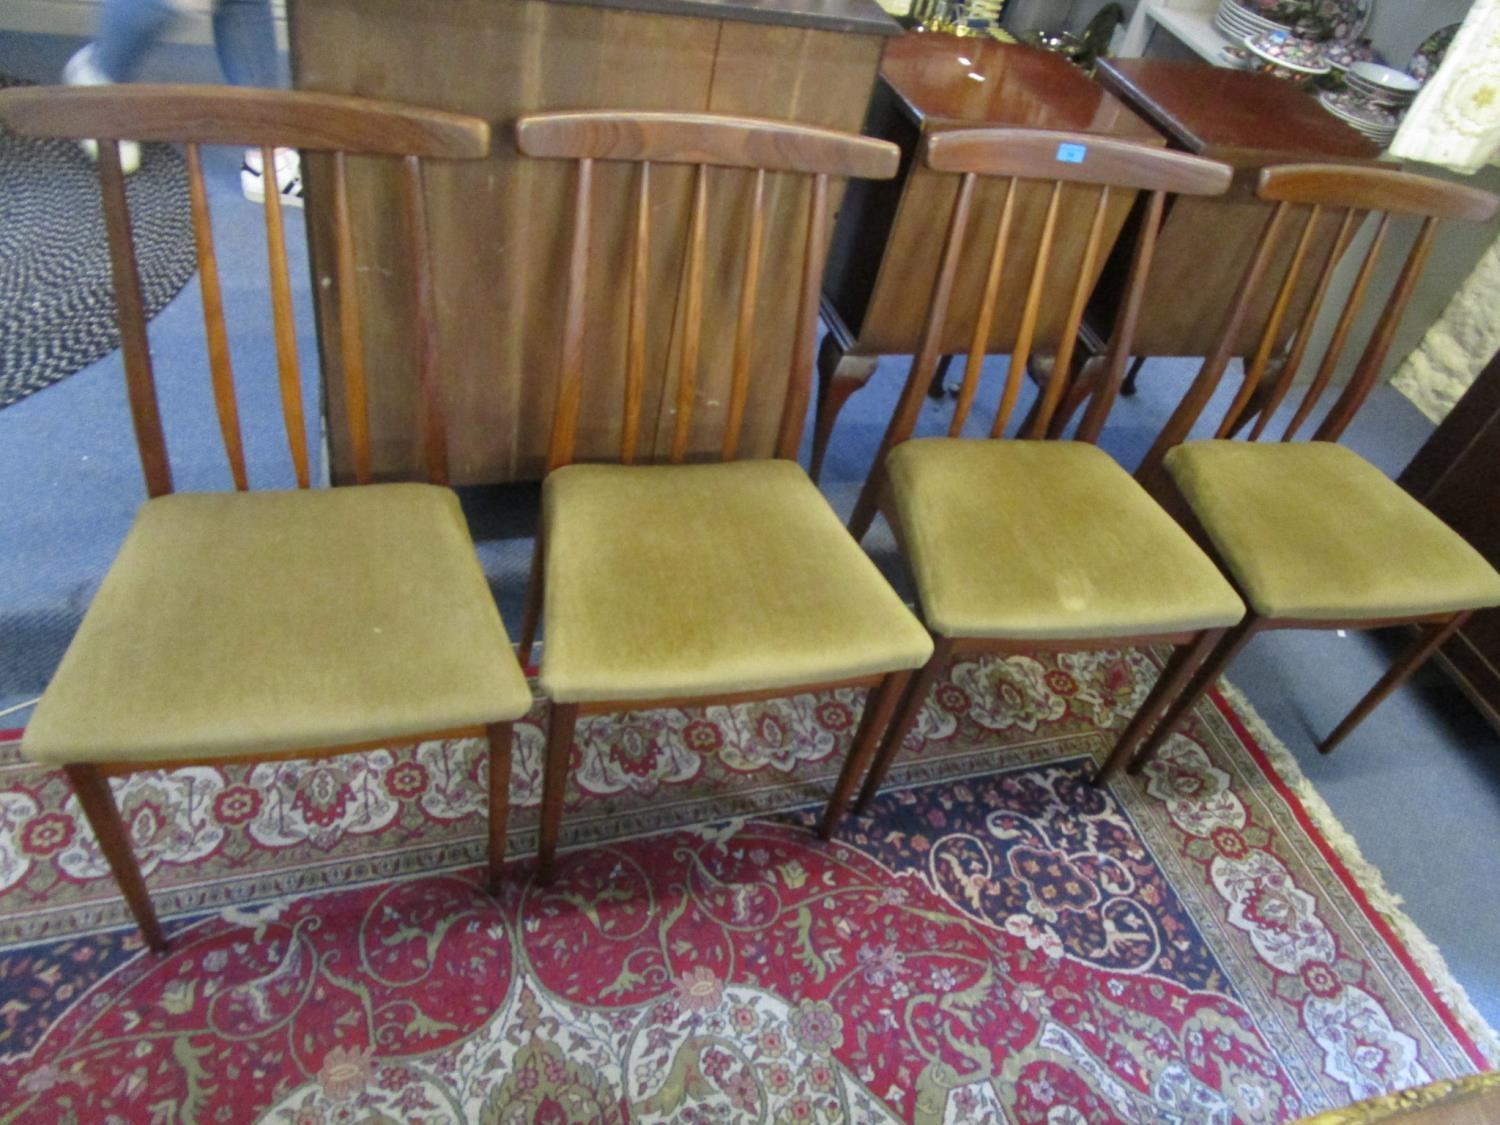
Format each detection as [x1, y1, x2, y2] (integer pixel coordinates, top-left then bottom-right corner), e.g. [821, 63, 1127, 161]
[1147, 4, 1236, 65]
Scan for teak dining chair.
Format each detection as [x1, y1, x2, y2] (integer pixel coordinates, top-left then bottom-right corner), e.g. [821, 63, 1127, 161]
[513, 111, 934, 879]
[0, 86, 532, 951]
[832, 129, 1246, 819]
[1124, 163, 1500, 774]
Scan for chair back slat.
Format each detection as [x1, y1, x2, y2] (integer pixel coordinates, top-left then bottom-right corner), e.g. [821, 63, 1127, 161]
[1076, 190, 1168, 443]
[401, 154, 449, 486]
[546, 156, 595, 474]
[991, 180, 1063, 438]
[951, 176, 1016, 438]
[1281, 211, 1391, 441]
[1217, 204, 1323, 439]
[1316, 217, 1439, 441]
[332, 151, 371, 484]
[1025, 183, 1111, 439]
[861, 173, 979, 491]
[1246, 207, 1360, 440]
[622, 163, 652, 465]
[260, 145, 311, 489]
[517, 112, 896, 469]
[863, 130, 1229, 493]
[723, 168, 767, 460]
[670, 165, 710, 464]
[98, 138, 173, 498]
[776, 173, 832, 460]
[185, 143, 247, 490]
[0, 85, 490, 495]
[1136, 201, 1290, 482]
[1138, 163, 1498, 466]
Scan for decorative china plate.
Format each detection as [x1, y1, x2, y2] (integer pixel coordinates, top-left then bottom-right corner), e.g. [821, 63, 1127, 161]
[1246, 31, 1331, 74]
[1408, 23, 1460, 85]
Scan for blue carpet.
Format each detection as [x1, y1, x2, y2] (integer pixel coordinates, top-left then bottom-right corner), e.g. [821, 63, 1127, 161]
[2, 32, 1497, 1031]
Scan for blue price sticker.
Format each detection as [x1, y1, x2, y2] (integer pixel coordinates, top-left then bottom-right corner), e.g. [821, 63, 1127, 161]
[1056, 142, 1088, 165]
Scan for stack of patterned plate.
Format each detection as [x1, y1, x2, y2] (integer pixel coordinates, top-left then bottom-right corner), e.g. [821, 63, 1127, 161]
[1317, 89, 1398, 146]
[1344, 60, 1421, 106]
[1215, 0, 1371, 46]
[1215, 0, 1294, 43]
[1320, 60, 1419, 147]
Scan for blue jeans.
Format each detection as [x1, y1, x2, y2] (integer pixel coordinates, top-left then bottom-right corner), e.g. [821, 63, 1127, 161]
[93, 0, 279, 88]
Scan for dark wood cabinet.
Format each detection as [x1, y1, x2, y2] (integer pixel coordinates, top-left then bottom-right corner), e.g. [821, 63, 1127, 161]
[1399, 349, 1500, 731]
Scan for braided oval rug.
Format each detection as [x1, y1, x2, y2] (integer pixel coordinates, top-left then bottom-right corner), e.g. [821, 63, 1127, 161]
[0, 75, 196, 410]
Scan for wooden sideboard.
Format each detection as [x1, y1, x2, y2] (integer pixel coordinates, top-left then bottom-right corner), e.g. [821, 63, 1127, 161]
[287, 0, 898, 484]
[1089, 58, 1384, 360]
[1399, 350, 1500, 733]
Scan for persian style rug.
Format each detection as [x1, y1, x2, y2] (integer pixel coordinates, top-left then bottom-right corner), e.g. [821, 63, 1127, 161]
[0, 651, 1494, 1122]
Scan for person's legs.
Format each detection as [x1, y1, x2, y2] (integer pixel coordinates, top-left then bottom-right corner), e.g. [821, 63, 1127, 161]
[212, 0, 279, 88]
[210, 0, 301, 206]
[90, 0, 178, 82]
[62, 0, 176, 174]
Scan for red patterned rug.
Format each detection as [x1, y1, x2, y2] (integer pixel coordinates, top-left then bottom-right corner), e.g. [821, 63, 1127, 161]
[0, 652, 1494, 1121]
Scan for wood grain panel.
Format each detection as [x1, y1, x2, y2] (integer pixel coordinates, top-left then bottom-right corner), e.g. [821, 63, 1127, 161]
[1123, 177, 1352, 357]
[854, 164, 1141, 357]
[290, 0, 884, 483]
[651, 22, 882, 464]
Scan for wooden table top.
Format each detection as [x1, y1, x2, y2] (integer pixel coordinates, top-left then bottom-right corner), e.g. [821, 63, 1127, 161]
[1096, 57, 1381, 161]
[881, 35, 1161, 140]
[544, 0, 900, 34]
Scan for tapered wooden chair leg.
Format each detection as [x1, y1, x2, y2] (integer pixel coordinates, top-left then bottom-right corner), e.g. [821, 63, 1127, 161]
[64, 764, 168, 953]
[518, 534, 545, 666]
[1093, 629, 1223, 786]
[485, 721, 514, 895]
[536, 702, 578, 884]
[1319, 613, 1470, 755]
[853, 638, 955, 815]
[847, 468, 884, 543]
[1126, 616, 1262, 775]
[818, 671, 910, 839]
[810, 371, 866, 483]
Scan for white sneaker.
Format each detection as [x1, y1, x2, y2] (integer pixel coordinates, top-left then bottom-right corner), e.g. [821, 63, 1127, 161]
[62, 45, 141, 175]
[241, 148, 304, 208]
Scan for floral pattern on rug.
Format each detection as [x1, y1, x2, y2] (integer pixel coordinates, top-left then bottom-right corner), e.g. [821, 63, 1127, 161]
[0, 651, 1152, 944]
[0, 652, 1493, 1122]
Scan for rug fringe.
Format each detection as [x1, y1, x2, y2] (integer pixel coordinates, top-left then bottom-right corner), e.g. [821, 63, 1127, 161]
[1216, 679, 1500, 1068]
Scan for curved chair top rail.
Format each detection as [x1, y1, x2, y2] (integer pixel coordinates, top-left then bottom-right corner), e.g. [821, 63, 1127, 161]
[1259, 163, 1500, 222]
[0, 85, 490, 158]
[925, 128, 1232, 197]
[515, 110, 899, 179]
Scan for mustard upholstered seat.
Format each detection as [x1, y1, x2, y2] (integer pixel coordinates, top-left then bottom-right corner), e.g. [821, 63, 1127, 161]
[886, 439, 1245, 641]
[538, 460, 934, 705]
[1166, 441, 1500, 621]
[23, 485, 532, 766]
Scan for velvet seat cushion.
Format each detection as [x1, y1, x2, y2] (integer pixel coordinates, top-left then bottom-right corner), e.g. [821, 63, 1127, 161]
[538, 460, 933, 705]
[1166, 440, 1500, 621]
[23, 484, 532, 766]
[885, 439, 1244, 640]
